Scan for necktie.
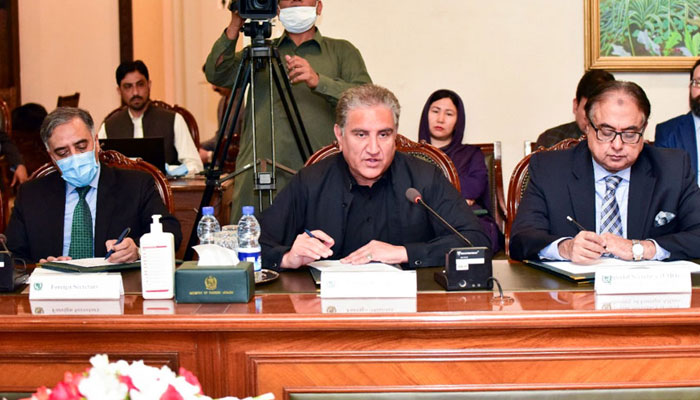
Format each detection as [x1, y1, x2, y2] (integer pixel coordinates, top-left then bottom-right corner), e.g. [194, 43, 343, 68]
[600, 175, 623, 237]
[68, 186, 93, 259]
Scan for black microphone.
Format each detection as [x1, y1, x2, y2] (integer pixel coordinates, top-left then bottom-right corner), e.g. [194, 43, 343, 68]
[406, 187, 492, 291]
[404, 188, 473, 246]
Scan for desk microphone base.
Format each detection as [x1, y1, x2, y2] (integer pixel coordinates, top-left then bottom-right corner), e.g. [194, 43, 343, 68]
[434, 247, 493, 291]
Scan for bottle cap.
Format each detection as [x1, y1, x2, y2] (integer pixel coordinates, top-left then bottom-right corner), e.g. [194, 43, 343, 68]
[242, 206, 254, 215]
[202, 206, 215, 216]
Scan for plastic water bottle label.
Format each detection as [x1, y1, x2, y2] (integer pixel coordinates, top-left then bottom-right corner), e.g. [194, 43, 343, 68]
[238, 248, 261, 272]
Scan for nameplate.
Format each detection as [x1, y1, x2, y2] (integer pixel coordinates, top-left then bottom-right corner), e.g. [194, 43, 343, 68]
[594, 266, 691, 295]
[30, 298, 125, 315]
[317, 262, 416, 298]
[29, 268, 124, 300]
[321, 297, 417, 313]
[595, 293, 691, 310]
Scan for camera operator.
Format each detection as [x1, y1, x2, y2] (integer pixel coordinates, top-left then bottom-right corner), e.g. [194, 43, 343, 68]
[205, 0, 372, 221]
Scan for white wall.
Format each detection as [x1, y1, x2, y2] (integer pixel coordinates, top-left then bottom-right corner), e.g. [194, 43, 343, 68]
[19, 0, 691, 189]
[18, 0, 120, 128]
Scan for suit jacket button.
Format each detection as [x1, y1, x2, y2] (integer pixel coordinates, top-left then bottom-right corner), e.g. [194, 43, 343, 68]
[414, 260, 422, 266]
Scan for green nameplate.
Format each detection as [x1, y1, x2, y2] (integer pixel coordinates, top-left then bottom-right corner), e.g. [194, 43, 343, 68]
[175, 261, 254, 303]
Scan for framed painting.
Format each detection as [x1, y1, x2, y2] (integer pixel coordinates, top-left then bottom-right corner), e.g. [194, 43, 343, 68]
[585, 0, 700, 71]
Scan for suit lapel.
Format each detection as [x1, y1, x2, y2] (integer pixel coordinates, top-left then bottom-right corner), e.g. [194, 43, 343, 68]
[46, 173, 67, 257]
[680, 113, 697, 175]
[94, 165, 115, 251]
[569, 143, 597, 232]
[627, 147, 656, 238]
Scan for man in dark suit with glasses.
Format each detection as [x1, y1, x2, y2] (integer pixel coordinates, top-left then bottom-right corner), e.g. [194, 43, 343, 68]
[511, 81, 700, 263]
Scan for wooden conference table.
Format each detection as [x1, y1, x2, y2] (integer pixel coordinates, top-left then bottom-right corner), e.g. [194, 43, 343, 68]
[3, 260, 700, 399]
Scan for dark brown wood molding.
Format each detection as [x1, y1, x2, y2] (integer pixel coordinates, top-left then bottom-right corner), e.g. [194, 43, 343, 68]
[118, 0, 133, 63]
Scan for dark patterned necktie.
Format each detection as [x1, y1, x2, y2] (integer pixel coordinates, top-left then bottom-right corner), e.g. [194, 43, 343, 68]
[600, 175, 623, 236]
[68, 186, 93, 259]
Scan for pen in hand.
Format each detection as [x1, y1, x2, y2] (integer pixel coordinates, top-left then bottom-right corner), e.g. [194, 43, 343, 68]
[304, 229, 325, 243]
[105, 227, 131, 259]
[566, 216, 586, 232]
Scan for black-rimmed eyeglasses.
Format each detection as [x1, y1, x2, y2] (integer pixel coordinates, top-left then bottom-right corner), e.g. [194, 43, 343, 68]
[590, 122, 643, 144]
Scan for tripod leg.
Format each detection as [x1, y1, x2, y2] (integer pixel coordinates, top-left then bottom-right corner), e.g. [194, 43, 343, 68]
[271, 48, 314, 161]
[183, 49, 254, 261]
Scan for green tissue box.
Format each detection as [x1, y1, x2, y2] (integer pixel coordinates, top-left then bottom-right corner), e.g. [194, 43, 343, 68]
[175, 261, 254, 303]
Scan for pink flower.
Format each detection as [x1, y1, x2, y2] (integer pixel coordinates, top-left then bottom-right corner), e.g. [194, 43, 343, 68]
[26, 386, 50, 400]
[119, 374, 137, 391]
[178, 367, 202, 393]
[160, 384, 184, 400]
[48, 381, 81, 400]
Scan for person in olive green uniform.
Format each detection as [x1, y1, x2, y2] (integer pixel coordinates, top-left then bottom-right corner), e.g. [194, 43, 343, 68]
[204, 0, 372, 221]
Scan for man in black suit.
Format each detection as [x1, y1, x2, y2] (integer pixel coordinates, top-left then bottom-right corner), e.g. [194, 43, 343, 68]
[6, 107, 181, 264]
[510, 81, 700, 263]
[260, 84, 489, 271]
[655, 58, 700, 182]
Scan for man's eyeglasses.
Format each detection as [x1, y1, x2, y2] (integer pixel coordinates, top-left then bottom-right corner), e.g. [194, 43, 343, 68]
[590, 122, 643, 144]
[691, 79, 700, 88]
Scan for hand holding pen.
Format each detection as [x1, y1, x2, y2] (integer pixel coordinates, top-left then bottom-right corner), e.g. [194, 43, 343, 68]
[559, 216, 607, 264]
[280, 229, 335, 270]
[104, 227, 139, 263]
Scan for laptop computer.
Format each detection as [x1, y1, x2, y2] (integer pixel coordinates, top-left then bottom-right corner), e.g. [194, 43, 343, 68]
[99, 137, 167, 175]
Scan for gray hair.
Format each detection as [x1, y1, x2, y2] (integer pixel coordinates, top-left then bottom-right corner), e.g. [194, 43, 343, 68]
[335, 84, 400, 131]
[40, 107, 94, 146]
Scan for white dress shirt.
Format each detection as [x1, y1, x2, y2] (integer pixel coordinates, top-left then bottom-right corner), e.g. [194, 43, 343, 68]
[98, 107, 203, 174]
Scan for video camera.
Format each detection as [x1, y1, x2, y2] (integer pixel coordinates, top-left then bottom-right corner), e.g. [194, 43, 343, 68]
[229, 0, 278, 20]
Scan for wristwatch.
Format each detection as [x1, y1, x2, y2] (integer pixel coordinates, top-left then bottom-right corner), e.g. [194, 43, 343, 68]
[632, 240, 644, 261]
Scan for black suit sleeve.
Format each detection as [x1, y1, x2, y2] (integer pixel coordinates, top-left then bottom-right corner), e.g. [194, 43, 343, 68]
[653, 152, 700, 260]
[509, 154, 562, 261]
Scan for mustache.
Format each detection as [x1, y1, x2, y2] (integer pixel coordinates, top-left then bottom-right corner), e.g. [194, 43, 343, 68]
[129, 96, 143, 101]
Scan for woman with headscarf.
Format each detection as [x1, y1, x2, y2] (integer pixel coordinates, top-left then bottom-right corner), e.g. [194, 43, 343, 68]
[418, 89, 502, 252]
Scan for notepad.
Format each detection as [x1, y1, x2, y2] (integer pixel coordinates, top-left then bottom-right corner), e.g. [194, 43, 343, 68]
[41, 258, 140, 273]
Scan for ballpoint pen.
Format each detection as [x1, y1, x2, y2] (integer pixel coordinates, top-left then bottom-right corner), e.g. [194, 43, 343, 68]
[566, 215, 586, 232]
[105, 227, 131, 259]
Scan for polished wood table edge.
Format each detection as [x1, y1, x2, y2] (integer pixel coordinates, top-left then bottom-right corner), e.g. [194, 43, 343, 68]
[5, 304, 700, 332]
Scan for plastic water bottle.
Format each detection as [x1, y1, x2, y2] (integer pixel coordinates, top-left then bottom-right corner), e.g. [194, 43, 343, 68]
[197, 206, 220, 244]
[237, 206, 262, 280]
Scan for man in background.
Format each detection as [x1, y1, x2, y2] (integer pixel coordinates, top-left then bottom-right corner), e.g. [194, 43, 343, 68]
[535, 69, 615, 148]
[655, 58, 700, 184]
[205, 0, 372, 221]
[99, 60, 203, 174]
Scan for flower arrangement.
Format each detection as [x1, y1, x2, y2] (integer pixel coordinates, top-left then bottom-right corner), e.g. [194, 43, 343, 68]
[25, 354, 274, 400]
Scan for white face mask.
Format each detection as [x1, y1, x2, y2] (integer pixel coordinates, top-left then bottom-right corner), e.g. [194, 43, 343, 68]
[279, 5, 317, 34]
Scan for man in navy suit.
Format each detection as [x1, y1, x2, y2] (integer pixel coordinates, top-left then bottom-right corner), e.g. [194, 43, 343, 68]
[510, 81, 700, 263]
[655, 58, 700, 182]
[6, 107, 181, 264]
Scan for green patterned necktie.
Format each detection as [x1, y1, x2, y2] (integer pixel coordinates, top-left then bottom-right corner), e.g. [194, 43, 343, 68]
[68, 186, 93, 259]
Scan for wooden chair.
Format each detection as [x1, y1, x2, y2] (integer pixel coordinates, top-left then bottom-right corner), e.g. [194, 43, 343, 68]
[104, 100, 200, 149]
[505, 137, 583, 258]
[57, 92, 80, 107]
[30, 149, 174, 213]
[305, 134, 461, 192]
[0, 99, 10, 134]
[473, 141, 507, 234]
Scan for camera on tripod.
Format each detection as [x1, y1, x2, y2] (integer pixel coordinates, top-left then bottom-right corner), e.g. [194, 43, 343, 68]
[229, 0, 279, 20]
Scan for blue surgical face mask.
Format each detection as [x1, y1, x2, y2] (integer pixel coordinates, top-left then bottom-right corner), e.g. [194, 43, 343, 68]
[55, 150, 99, 188]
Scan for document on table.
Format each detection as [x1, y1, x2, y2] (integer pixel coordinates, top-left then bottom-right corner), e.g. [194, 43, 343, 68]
[309, 260, 402, 272]
[525, 258, 700, 282]
[40, 258, 140, 273]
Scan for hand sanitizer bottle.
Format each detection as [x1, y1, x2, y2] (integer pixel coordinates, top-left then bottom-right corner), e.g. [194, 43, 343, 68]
[140, 214, 175, 299]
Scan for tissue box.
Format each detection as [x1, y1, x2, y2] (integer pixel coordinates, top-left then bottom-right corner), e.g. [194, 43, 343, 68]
[175, 261, 254, 303]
